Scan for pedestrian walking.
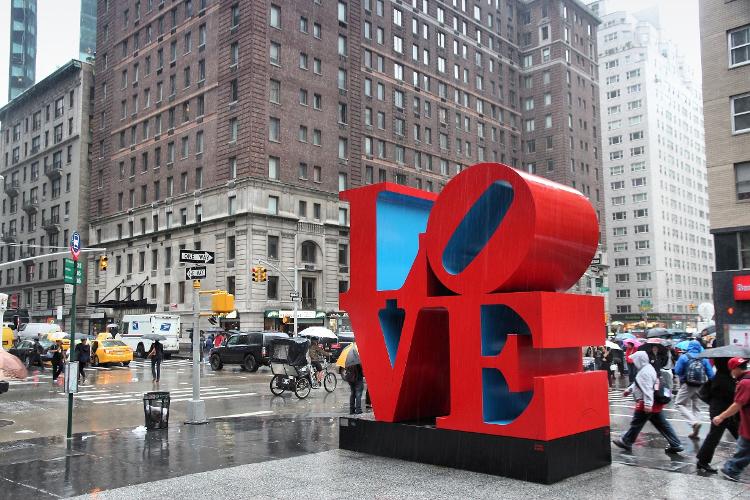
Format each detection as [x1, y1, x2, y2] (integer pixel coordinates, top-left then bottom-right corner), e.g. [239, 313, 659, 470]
[612, 351, 683, 454]
[147, 339, 164, 382]
[603, 347, 616, 388]
[30, 337, 45, 372]
[74, 338, 91, 384]
[674, 340, 715, 439]
[713, 357, 750, 482]
[696, 358, 739, 473]
[51, 340, 64, 382]
[344, 362, 365, 415]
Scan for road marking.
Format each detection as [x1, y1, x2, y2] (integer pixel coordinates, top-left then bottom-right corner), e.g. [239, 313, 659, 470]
[169, 392, 258, 402]
[15, 430, 35, 434]
[83, 387, 238, 403]
[211, 410, 273, 419]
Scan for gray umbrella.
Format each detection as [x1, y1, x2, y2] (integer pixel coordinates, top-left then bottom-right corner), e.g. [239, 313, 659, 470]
[342, 344, 361, 368]
[143, 333, 167, 341]
[697, 345, 750, 359]
[647, 328, 670, 338]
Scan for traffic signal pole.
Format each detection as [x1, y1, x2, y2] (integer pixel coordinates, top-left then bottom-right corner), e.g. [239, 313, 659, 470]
[186, 281, 207, 424]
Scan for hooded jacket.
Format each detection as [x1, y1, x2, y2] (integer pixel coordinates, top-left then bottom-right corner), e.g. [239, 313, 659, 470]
[674, 340, 715, 383]
[629, 351, 658, 411]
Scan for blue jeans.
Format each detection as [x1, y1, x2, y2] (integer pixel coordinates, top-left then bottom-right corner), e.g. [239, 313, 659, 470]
[349, 379, 364, 413]
[723, 436, 750, 477]
[621, 410, 682, 449]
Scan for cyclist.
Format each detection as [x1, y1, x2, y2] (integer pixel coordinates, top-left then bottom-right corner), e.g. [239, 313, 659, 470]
[308, 337, 326, 384]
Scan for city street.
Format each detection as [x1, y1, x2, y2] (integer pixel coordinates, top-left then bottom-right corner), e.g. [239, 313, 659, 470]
[1, 361, 749, 498]
[0, 356, 350, 441]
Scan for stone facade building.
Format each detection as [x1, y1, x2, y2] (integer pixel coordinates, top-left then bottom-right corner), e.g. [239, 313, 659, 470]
[89, 0, 603, 334]
[0, 60, 94, 331]
[700, 0, 750, 342]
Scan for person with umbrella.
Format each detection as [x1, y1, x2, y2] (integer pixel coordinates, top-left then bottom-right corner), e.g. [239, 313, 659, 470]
[696, 357, 739, 473]
[146, 336, 165, 382]
[624, 339, 641, 384]
[74, 337, 91, 384]
[50, 340, 64, 382]
[337, 343, 365, 414]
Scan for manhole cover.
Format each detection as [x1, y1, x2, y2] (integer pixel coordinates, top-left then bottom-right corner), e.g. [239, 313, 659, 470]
[0, 419, 14, 427]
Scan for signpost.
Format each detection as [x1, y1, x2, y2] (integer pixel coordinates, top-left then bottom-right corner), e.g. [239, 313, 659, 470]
[185, 266, 207, 280]
[66, 231, 82, 440]
[289, 291, 300, 300]
[179, 250, 215, 264]
[183, 249, 214, 424]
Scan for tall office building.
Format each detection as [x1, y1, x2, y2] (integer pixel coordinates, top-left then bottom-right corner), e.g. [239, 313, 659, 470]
[700, 0, 750, 343]
[590, 1, 713, 329]
[79, 0, 98, 63]
[89, 0, 602, 333]
[8, 0, 37, 101]
[0, 60, 95, 331]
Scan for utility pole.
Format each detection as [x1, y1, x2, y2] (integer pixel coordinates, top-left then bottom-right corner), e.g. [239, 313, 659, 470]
[0, 293, 7, 351]
[293, 233, 299, 337]
[65, 232, 82, 439]
[186, 279, 206, 424]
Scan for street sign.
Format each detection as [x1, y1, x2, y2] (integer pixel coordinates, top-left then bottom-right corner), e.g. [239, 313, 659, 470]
[56, 306, 63, 320]
[64, 284, 74, 295]
[70, 232, 81, 261]
[185, 266, 207, 280]
[289, 291, 300, 299]
[591, 255, 601, 265]
[63, 258, 84, 285]
[598, 287, 609, 293]
[179, 250, 215, 264]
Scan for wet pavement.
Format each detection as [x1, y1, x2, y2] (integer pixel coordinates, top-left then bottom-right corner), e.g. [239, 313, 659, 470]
[2, 365, 750, 498]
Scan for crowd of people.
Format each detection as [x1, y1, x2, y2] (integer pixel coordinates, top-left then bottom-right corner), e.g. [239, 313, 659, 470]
[603, 335, 750, 482]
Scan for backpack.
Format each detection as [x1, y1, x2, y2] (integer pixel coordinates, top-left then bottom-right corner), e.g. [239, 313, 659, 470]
[685, 357, 708, 387]
[636, 372, 672, 405]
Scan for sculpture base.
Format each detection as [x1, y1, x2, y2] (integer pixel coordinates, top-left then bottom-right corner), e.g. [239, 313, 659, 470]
[339, 417, 611, 484]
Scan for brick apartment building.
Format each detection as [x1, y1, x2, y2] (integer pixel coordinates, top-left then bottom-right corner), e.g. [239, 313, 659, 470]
[89, 0, 603, 333]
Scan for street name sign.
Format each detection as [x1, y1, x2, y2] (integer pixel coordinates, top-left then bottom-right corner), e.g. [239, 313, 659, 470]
[185, 267, 207, 280]
[63, 258, 84, 285]
[289, 291, 300, 299]
[179, 250, 215, 264]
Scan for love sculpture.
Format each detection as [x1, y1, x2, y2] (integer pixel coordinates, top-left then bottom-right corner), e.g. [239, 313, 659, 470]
[338, 163, 611, 483]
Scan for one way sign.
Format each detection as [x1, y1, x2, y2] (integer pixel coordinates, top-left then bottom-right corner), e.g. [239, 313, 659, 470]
[185, 267, 207, 280]
[180, 250, 215, 264]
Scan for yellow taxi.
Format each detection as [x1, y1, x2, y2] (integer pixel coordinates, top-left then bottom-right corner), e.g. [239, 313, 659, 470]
[2, 325, 13, 349]
[47, 331, 70, 351]
[91, 339, 133, 367]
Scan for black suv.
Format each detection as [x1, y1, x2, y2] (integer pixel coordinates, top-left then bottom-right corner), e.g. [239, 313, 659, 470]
[209, 331, 289, 372]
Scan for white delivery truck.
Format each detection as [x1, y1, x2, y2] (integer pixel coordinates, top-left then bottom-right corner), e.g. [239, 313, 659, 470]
[118, 314, 180, 358]
[16, 322, 62, 341]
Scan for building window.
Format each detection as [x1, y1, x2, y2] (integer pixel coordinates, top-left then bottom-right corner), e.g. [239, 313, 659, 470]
[301, 241, 317, 263]
[267, 276, 279, 299]
[270, 42, 281, 65]
[269, 117, 280, 142]
[268, 235, 279, 259]
[732, 93, 750, 133]
[270, 4, 281, 28]
[268, 195, 279, 215]
[268, 156, 279, 180]
[736, 161, 750, 200]
[730, 25, 750, 67]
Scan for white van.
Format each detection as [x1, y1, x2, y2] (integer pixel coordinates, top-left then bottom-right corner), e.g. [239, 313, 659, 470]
[16, 322, 62, 341]
[118, 314, 180, 358]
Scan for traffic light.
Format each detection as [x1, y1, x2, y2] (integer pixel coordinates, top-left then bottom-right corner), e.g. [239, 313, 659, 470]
[99, 255, 108, 271]
[211, 291, 235, 313]
[260, 267, 268, 282]
[252, 266, 259, 282]
[688, 303, 696, 312]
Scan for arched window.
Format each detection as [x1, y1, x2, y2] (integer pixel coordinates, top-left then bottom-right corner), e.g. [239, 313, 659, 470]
[301, 241, 317, 263]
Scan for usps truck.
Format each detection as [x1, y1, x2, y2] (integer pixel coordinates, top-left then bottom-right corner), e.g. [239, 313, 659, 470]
[118, 314, 180, 358]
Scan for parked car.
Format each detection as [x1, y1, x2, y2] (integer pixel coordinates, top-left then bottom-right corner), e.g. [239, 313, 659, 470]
[8, 339, 55, 366]
[209, 331, 289, 372]
[90, 339, 133, 367]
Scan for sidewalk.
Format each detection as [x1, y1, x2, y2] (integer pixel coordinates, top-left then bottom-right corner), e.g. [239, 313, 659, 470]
[1, 415, 748, 499]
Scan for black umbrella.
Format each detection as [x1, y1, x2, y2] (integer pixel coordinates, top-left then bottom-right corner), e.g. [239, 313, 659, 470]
[700, 325, 716, 335]
[647, 328, 670, 338]
[697, 345, 750, 359]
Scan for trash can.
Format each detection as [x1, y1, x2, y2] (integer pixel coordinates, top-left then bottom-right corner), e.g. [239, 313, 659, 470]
[143, 391, 170, 430]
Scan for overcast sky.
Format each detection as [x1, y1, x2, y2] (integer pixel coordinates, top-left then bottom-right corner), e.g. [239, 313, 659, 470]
[0, 0, 702, 108]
